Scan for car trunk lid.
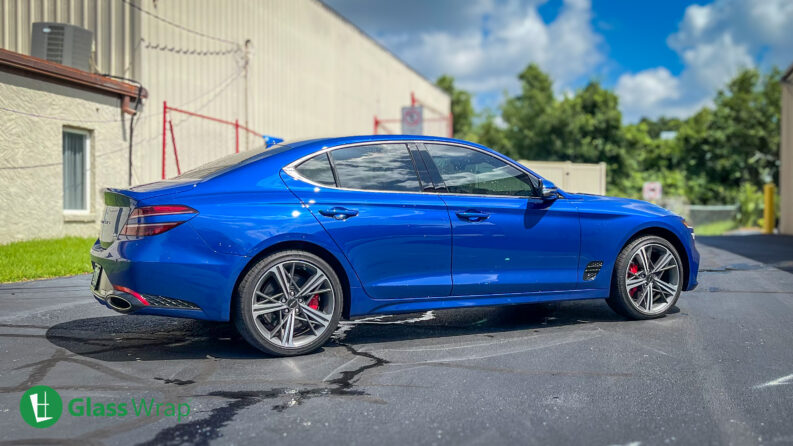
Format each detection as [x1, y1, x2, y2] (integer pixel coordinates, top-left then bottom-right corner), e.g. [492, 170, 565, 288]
[99, 180, 197, 247]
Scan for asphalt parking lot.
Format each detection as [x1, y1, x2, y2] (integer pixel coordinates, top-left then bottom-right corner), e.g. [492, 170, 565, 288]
[1, 240, 792, 445]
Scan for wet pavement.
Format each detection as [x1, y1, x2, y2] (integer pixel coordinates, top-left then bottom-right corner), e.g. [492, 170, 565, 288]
[1, 243, 793, 445]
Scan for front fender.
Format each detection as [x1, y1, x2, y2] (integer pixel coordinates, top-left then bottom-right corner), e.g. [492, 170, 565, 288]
[578, 209, 697, 292]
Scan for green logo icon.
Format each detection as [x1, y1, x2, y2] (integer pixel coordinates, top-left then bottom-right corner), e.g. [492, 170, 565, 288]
[20, 386, 62, 428]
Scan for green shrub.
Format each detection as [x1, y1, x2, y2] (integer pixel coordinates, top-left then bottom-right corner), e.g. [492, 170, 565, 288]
[735, 182, 763, 227]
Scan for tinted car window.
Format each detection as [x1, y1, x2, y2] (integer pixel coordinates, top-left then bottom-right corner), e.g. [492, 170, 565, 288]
[425, 144, 538, 197]
[295, 153, 336, 186]
[330, 144, 420, 192]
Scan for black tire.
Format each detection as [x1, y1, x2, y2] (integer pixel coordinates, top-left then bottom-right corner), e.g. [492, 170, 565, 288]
[606, 235, 683, 320]
[233, 250, 343, 356]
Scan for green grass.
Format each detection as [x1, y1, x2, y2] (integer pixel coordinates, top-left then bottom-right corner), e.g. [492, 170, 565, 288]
[0, 236, 95, 283]
[693, 220, 737, 236]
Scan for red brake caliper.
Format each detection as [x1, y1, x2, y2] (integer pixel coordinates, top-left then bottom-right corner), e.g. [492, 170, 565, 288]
[628, 263, 639, 296]
[307, 294, 320, 310]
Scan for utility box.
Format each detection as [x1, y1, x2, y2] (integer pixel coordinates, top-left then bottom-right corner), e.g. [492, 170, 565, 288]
[31, 22, 93, 71]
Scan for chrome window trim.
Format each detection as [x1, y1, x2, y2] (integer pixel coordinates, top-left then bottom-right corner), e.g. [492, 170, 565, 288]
[282, 140, 545, 200]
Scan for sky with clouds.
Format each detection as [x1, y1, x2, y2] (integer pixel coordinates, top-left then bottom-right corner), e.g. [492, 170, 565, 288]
[322, 0, 793, 123]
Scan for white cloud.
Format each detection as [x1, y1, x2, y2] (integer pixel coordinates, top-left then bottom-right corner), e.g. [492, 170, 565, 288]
[389, 0, 603, 97]
[619, 0, 793, 122]
[680, 33, 753, 91]
[616, 68, 680, 111]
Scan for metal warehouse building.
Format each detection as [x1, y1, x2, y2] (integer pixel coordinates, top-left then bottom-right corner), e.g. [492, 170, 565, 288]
[0, 0, 450, 243]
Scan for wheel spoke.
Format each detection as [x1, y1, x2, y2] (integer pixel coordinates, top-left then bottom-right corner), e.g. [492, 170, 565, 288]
[655, 278, 678, 296]
[637, 246, 652, 272]
[652, 251, 674, 274]
[273, 264, 292, 296]
[289, 262, 300, 289]
[626, 277, 645, 289]
[299, 303, 331, 328]
[654, 264, 677, 273]
[255, 291, 283, 303]
[296, 271, 328, 297]
[269, 312, 289, 337]
[252, 302, 287, 316]
[634, 285, 648, 308]
[646, 283, 654, 311]
[282, 311, 296, 346]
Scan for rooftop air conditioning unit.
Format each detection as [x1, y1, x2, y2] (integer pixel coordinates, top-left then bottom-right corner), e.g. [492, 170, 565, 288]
[31, 22, 93, 72]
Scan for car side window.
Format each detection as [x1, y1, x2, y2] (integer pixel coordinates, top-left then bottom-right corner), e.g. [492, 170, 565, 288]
[330, 144, 421, 192]
[295, 153, 336, 187]
[424, 144, 538, 197]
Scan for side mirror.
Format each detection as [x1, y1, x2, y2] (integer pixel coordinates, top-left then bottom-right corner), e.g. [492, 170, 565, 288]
[540, 180, 558, 201]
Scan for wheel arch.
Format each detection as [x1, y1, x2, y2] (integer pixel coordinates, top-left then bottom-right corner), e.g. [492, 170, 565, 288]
[618, 226, 691, 290]
[232, 240, 353, 320]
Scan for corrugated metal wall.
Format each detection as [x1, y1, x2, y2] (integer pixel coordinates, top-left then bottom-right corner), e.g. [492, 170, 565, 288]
[0, 0, 139, 77]
[1, 0, 451, 183]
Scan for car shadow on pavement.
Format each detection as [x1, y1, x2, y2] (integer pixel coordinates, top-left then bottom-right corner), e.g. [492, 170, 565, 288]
[45, 299, 651, 361]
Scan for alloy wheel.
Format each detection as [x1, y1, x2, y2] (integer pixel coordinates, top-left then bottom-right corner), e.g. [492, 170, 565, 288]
[250, 260, 335, 348]
[625, 243, 681, 315]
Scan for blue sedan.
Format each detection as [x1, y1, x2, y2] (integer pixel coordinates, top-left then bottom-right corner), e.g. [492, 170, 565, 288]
[90, 135, 699, 356]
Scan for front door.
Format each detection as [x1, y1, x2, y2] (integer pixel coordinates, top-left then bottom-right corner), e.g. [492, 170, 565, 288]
[421, 143, 580, 295]
[282, 143, 452, 299]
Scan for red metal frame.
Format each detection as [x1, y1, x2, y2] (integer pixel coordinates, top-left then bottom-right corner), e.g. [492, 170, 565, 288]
[161, 101, 265, 179]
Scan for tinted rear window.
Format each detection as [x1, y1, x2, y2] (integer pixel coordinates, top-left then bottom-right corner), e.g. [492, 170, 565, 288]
[295, 153, 336, 187]
[176, 143, 292, 179]
[330, 144, 420, 192]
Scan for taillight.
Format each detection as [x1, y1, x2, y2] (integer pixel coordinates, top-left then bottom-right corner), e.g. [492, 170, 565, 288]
[121, 205, 197, 237]
[129, 204, 197, 218]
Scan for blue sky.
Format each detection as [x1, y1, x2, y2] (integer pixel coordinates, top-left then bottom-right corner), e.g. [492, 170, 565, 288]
[323, 0, 793, 122]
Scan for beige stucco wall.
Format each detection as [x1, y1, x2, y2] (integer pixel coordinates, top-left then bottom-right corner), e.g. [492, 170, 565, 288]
[781, 77, 793, 235]
[519, 160, 607, 195]
[1, 0, 451, 183]
[0, 71, 130, 243]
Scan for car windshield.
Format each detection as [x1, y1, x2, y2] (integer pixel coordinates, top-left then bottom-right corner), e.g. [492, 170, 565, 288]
[176, 143, 293, 179]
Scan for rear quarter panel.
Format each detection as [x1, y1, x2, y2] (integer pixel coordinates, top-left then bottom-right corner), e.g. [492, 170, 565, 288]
[160, 164, 365, 318]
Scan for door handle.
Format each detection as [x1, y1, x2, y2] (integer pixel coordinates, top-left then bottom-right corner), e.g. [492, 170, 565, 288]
[456, 210, 489, 222]
[318, 207, 359, 220]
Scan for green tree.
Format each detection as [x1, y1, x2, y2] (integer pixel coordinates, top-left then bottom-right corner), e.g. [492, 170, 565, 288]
[470, 110, 514, 158]
[545, 81, 629, 192]
[677, 67, 781, 203]
[435, 75, 474, 138]
[501, 63, 555, 160]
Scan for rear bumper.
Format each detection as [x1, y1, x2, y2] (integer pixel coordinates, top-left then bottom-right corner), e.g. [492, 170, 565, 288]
[89, 222, 248, 321]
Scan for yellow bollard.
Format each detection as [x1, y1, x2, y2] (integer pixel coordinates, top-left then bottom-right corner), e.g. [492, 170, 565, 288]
[763, 183, 776, 234]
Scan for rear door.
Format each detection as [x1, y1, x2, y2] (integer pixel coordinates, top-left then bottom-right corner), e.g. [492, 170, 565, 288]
[420, 143, 581, 295]
[282, 143, 452, 299]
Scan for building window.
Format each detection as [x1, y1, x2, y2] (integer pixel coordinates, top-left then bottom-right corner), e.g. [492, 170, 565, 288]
[62, 129, 90, 211]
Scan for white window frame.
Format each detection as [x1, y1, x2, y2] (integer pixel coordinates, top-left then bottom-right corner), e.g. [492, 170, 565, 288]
[62, 127, 91, 214]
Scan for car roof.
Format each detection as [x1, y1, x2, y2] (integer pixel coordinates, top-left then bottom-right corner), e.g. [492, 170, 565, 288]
[283, 134, 486, 151]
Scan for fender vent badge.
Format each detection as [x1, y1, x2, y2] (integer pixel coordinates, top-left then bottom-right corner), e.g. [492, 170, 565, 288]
[583, 261, 604, 281]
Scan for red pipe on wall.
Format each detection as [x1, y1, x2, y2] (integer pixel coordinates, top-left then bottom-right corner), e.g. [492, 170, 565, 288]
[168, 120, 181, 175]
[235, 119, 240, 153]
[161, 101, 167, 180]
